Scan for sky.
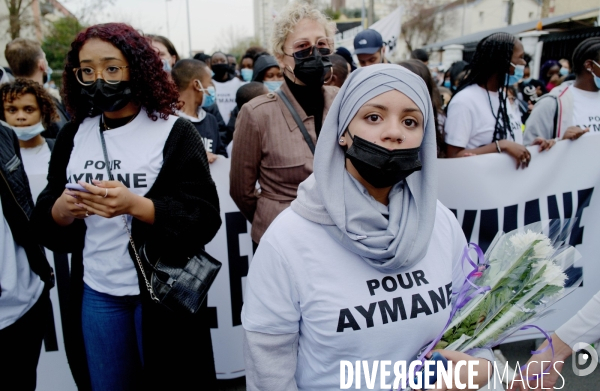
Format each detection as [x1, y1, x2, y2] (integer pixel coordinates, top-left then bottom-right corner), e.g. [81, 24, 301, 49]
[63, 0, 256, 57]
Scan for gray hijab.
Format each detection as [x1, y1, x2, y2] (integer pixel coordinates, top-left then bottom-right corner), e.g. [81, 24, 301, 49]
[291, 64, 438, 273]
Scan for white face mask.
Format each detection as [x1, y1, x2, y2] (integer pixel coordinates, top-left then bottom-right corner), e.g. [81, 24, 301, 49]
[0, 120, 45, 141]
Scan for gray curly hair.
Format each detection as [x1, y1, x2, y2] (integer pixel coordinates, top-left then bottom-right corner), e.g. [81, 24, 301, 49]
[271, 1, 336, 59]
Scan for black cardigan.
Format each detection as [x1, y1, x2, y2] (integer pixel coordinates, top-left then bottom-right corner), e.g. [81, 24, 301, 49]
[31, 116, 221, 390]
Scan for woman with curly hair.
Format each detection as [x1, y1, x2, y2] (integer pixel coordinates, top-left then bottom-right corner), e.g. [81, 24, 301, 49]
[31, 23, 221, 391]
[0, 78, 58, 199]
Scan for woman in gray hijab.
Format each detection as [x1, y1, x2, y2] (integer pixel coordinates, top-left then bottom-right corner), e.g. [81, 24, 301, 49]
[241, 64, 497, 391]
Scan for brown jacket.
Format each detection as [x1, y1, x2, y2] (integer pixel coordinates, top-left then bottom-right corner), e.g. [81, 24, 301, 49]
[230, 82, 339, 243]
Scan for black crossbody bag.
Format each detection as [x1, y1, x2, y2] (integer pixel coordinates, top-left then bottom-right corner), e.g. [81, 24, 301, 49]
[98, 121, 221, 314]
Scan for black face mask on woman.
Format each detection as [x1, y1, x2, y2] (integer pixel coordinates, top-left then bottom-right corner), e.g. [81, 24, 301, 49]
[293, 47, 332, 88]
[345, 129, 422, 188]
[81, 79, 133, 112]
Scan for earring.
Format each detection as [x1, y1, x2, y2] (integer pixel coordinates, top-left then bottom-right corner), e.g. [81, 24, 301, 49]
[339, 138, 344, 144]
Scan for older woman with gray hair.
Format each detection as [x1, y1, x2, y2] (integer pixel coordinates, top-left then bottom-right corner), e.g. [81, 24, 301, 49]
[230, 1, 338, 249]
[242, 64, 500, 390]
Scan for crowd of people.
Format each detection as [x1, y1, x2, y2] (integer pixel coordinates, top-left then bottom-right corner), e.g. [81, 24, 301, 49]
[1, 1, 600, 390]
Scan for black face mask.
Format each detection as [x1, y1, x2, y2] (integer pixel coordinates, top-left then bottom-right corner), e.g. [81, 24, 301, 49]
[345, 130, 422, 188]
[212, 63, 229, 80]
[81, 80, 133, 112]
[293, 48, 332, 88]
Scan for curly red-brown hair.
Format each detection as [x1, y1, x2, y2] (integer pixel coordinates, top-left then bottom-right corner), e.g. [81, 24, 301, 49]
[0, 78, 59, 130]
[62, 23, 181, 124]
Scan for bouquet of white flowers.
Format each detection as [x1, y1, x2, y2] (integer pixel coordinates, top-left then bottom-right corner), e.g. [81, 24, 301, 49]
[434, 220, 582, 353]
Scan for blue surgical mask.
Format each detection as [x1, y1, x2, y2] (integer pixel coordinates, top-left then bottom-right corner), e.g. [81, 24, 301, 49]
[505, 63, 525, 85]
[443, 80, 451, 88]
[162, 59, 172, 72]
[264, 81, 282, 92]
[559, 67, 569, 76]
[1, 120, 45, 141]
[241, 68, 253, 82]
[590, 61, 600, 89]
[202, 86, 216, 107]
[211, 70, 215, 78]
[521, 77, 532, 84]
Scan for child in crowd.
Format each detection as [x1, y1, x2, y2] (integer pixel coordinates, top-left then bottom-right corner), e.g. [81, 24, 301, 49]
[0, 78, 58, 199]
[0, 81, 54, 391]
[171, 59, 228, 163]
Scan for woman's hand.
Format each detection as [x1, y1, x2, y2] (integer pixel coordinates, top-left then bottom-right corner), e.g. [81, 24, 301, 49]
[72, 180, 136, 219]
[71, 180, 156, 224]
[507, 334, 571, 391]
[563, 126, 589, 141]
[499, 140, 531, 169]
[416, 350, 492, 391]
[531, 137, 556, 152]
[51, 188, 94, 226]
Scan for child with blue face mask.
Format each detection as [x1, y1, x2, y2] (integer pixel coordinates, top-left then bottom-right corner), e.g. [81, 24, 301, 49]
[0, 81, 54, 391]
[0, 78, 58, 199]
[171, 59, 227, 163]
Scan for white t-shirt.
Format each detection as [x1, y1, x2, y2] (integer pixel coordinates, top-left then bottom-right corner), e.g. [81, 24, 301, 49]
[20, 141, 51, 202]
[242, 203, 468, 390]
[213, 77, 244, 124]
[67, 112, 176, 296]
[0, 194, 44, 330]
[445, 84, 523, 149]
[571, 86, 600, 134]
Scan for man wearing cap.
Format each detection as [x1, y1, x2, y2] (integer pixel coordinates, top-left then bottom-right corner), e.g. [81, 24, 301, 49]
[353, 29, 388, 67]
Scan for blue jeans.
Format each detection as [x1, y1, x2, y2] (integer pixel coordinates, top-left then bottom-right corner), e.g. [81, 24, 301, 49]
[82, 283, 143, 391]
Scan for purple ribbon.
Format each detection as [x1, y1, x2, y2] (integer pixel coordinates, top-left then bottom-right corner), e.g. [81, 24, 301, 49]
[396, 243, 491, 391]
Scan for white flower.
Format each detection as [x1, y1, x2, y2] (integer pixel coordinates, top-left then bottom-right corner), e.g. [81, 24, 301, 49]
[542, 262, 568, 287]
[509, 230, 553, 259]
[533, 238, 554, 259]
[531, 260, 567, 287]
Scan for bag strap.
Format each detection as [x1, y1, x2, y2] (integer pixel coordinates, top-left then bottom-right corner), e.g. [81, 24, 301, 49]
[98, 119, 159, 302]
[552, 95, 559, 139]
[276, 90, 315, 155]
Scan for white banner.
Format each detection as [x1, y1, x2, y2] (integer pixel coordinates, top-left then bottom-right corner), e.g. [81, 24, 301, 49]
[437, 133, 600, 341]
[335, 6, 402, 59]
[370, 6, 402, 55]
[37, 134, 600, 386]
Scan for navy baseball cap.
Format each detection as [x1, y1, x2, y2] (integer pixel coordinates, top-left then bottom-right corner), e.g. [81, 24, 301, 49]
[354, 29, 383, 55]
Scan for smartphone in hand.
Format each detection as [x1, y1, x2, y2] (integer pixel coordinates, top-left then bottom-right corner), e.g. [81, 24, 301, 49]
[65, 183, 91, 193]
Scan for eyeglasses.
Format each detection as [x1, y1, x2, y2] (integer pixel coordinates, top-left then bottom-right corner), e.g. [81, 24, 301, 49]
[73, 65, 129, 86]
[284, 38, 333, 60]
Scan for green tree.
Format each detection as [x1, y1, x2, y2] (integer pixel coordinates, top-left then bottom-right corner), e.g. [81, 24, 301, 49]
[42, 16, 85, 85]
[323, 7, 341, 21]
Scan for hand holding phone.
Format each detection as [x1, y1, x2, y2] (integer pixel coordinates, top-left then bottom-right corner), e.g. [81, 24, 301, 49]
[65, 183, 91, 193]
